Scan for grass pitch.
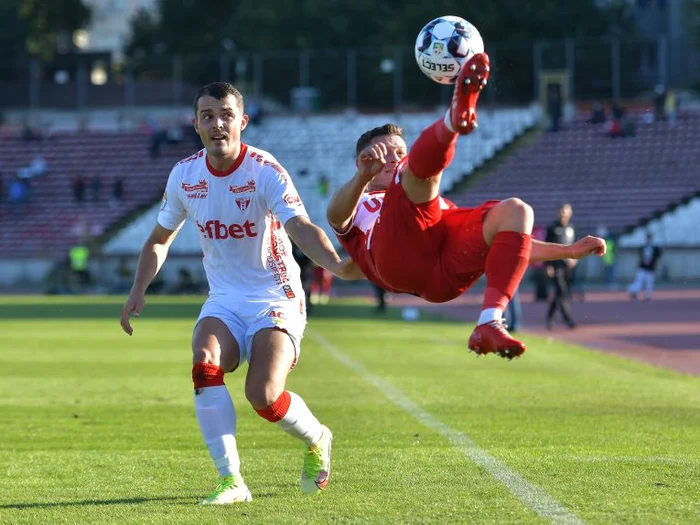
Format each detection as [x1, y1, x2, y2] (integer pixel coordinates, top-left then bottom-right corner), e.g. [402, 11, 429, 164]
[0, 295, 698, 524]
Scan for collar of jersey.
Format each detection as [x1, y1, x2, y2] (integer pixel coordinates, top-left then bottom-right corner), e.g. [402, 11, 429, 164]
[206, 143, 249, 177]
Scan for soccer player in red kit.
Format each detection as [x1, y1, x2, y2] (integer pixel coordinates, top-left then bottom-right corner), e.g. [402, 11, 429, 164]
[327, 53, 605, 359]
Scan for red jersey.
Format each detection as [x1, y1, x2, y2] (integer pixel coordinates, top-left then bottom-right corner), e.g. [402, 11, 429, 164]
[335, 190, 456, 294]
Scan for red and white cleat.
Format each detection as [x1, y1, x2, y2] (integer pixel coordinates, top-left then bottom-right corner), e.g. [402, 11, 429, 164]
[468, 319, 526, 360]
[450, 52, 490, 135]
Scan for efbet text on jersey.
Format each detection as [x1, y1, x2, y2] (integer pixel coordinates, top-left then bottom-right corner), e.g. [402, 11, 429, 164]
[197, 219, 258, 240]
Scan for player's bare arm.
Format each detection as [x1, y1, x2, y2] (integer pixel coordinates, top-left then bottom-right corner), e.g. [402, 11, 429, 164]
[284, 216, 361, 280]
[326, 143, 387, 232]
[120, 223, 178, 335]
[530, 235, 606, 263]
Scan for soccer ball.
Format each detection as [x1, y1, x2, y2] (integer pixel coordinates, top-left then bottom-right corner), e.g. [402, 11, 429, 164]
[414, 16, 484, 85]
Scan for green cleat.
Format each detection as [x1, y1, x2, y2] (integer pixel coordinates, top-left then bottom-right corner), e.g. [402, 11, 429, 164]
[301, 425, 333, 494]
[200, 474, 252, 505]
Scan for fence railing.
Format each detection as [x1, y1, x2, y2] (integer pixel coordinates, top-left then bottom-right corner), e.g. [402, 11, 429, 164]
[0, 36, 697, 111]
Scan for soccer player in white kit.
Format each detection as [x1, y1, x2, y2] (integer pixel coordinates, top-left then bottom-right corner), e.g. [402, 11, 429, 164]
[120, 82, 354, 504]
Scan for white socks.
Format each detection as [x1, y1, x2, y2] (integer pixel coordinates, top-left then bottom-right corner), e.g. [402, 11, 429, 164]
[277, 391, 323, 445]
[194, 385, 240, 477]
[443, 109, 455, 133]
[477, 307, 502, 326]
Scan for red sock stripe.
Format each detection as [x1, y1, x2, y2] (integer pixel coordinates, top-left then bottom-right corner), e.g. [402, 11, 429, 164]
[192, 363, 225, 389]
[255, 391, 291, 422]
[407, 119, 457, 180]
[483, 232, 532, 310]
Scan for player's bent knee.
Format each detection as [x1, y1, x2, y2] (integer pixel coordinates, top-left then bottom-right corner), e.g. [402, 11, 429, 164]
[245, 381, 285, 412]
[254, 390, 291, 422]
[497, 198, 534, 230]
[192, 347, 221, 366]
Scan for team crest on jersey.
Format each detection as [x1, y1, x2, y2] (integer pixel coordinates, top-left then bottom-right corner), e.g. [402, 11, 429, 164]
[229, 180, 256, 194]
[182, 179, 208, 199]
[235, 196, 251, 212]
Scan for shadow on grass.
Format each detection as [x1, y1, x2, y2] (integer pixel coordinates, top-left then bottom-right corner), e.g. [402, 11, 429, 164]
[1, 496, 187, 509]
[0, 301, 445, 323]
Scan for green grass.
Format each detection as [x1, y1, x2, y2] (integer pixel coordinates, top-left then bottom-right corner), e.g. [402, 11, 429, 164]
[1, 296, 699, 524]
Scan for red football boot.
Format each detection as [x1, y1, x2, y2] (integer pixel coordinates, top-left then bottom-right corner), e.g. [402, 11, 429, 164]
[468, 320, 526, 360]
[450, 52, 490, 134]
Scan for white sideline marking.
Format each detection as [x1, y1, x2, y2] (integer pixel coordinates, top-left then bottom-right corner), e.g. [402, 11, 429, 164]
[309, 331, 584, 525]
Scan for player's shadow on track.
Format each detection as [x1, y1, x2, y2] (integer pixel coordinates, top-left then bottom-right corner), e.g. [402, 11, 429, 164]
[1, 496, 187, 509]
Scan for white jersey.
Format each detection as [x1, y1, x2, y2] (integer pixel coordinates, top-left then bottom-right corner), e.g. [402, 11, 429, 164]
[158, 144, 307, 301]
[344, 191, 455, 249]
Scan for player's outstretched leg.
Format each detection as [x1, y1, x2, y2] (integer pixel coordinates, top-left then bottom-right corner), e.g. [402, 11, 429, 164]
[450, 53, 490, 134]
[468, 198, 532, 360]
[402, 53, 490, 204]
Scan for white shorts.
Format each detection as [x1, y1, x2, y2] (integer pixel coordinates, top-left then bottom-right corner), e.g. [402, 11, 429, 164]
[196, 295, 307, 367]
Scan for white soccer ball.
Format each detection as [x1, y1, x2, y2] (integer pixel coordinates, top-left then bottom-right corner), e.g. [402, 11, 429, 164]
[414, 15, 485, 85]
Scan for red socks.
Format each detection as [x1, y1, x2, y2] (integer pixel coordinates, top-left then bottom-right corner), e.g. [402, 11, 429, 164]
[255, 391, 291, 422]
[407, 119, 458, 180]
[483, 232, 532, 310]
[192, 363, 224, 389]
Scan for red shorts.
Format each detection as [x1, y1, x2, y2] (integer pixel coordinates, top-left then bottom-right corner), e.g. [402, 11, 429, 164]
[370, 182, 498, 303]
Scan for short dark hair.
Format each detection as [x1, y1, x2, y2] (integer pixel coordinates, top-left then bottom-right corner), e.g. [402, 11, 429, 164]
[355, 123, 404, 157]
[193, 82, 244, 115]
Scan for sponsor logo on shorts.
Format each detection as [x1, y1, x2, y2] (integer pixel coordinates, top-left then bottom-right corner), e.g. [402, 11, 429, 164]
[269, 310, 286, 324]
[282, 284, 296, 299]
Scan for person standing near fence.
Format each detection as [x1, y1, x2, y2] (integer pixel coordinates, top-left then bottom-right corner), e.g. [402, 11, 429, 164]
[628, 233, 662, 301]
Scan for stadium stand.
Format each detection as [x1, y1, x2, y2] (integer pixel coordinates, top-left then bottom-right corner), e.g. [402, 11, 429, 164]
[448, 111, 700, 236]
[0, 132, 194, 258]
[103, 108, 538, 255]
[620, 197, 700, 247]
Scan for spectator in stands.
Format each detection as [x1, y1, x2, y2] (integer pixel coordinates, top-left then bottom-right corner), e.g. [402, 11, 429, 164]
[91, 175, 102, 202]
[21, 122, 41, 142]
[372, 283, 389, 313]
[170, 267, 199, 294]
[504, 288, 521, 332]
[310, 265, 333, 305]
[665, 88, 678, 126]
[547, 84, 563, 132]
[8, 177, 28, 214]
[597, 226, 618, 289]
[111, 257, 133, 294]
[653, 84, 666, 122]
[545, 203, 577, 330]
[588, 101, 606, 125]
[72, 173, 86, 203]
[68, 242, 91, 292]
[110, 176, 124, 206]
[318, 174, 330, 198]
[628, 233, 662, 301]
[18, 154, 48, 181]
[248, 98, 263, 126]
[166, 122, 185, 145]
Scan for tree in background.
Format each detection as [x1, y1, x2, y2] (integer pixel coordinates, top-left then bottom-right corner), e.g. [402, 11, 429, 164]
[683, 0, 700, 50]
[19, 0, 92, 60]
[123, 0, 635, 107]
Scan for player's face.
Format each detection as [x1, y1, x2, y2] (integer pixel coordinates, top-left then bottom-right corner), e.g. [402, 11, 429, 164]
[194, 95, 249, 159]
[559, 204, 572, 224]
[366, 134, 408, 191]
